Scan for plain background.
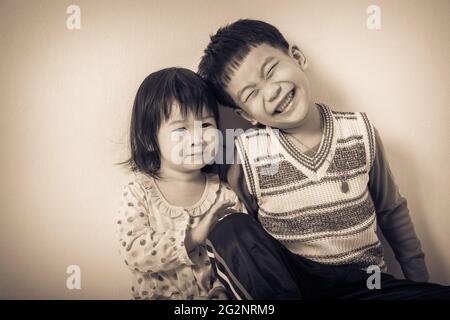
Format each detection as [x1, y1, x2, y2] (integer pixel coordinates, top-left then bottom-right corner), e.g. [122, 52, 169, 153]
[0, 0, 448, 299]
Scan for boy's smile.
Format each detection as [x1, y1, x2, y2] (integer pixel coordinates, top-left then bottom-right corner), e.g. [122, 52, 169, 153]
[226, 43, 313, 130]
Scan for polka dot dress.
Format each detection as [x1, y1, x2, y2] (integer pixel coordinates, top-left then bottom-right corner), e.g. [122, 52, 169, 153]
[116, 172, 245, 299]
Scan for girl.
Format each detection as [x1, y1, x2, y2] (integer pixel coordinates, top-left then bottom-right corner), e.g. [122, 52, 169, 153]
[117, 68, 244, 300]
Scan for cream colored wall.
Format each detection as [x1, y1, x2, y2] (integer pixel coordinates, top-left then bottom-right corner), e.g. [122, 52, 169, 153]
[0, 0, 448, 299]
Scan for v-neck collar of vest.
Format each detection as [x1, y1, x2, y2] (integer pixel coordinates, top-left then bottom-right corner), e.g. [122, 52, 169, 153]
[268, 103, 338, 180]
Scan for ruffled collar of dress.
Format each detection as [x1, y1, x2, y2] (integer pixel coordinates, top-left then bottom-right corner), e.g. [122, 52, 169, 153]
[139, 172, 220, 218]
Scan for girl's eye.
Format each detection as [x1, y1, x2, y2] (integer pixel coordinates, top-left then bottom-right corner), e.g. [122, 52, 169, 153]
[173, 127, 187, 133]
[202, 123, 212, 128]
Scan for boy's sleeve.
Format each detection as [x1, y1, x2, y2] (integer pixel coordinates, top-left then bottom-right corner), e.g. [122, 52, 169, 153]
[221, 148, 259, 219]
[227, 163, 258, 217]
[369, 128, 429, 282]
[117, 182, 196, 273]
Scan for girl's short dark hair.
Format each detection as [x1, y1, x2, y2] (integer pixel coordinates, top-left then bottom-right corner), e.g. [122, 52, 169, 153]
[198, 19, 289, 110]
[120, 67, 219, 178]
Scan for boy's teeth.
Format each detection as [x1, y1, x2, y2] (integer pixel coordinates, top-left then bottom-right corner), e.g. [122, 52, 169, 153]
[276, 90, 294, 113]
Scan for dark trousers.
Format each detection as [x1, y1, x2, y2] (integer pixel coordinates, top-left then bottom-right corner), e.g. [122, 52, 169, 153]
[206, 213, 450, 300]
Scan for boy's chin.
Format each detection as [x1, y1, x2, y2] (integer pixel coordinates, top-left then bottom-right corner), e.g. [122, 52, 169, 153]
[266, 115, 309, 130]
[262, 101, 310, 129]
[278, 106, 311, 129]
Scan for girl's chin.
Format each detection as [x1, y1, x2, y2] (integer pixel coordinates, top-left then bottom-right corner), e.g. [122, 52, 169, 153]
[181, 162, 207, 169]
[181, 158, 212, 169]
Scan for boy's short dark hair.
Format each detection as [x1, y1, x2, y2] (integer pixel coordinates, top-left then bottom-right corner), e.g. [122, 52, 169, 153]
[198, 19, 289, 109]
[121, 67, 219, 178]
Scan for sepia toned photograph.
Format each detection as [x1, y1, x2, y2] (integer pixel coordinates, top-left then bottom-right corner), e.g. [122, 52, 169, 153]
[0, 0, 449, 307]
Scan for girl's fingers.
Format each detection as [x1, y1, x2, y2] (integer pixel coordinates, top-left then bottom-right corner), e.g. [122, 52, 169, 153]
[202, 201, 236, 224]
[205, 207, 240, 233]
[213, 201, 234, 209]
[214, 201, 236, 212]
[214, 208, 238, 223]
[221, 208, 238, 215]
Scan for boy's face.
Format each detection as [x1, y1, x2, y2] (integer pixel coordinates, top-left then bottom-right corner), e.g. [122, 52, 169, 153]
[226, 43, 312, 130]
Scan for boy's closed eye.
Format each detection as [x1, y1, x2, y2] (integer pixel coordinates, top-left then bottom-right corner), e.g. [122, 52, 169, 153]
[267, 62, 278, 79]
[245, 89, 257, 103]
[243, 61, 279, 102]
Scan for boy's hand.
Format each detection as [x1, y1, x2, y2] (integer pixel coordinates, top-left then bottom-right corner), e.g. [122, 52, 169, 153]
[185, 200, 236, 251]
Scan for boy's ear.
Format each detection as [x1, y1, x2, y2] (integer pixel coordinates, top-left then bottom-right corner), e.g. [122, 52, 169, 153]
[289, 44, 308, 70]
[234, 109, 259, 126]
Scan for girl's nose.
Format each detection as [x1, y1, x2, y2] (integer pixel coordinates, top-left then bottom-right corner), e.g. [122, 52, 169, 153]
[263, 83, 281, 103]
[191, 128, 203, 146]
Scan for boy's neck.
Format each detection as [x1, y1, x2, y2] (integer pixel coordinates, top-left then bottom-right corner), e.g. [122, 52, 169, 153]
[282, 102, 322, 140]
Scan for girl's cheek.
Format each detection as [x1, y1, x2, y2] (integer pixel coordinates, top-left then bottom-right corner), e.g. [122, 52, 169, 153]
[173, 145, 186, 164]
[179, 136, 193, 158]
[163, 133, 189, 164]
[203, 128, 220, 147]
[203, 129, 221, 159]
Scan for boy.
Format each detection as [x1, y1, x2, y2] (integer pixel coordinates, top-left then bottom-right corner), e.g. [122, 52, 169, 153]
[198, 19, 450, 299]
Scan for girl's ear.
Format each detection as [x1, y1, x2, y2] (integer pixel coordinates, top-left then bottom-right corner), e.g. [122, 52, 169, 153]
[289, 44, 308, 70]
[234, 109, 259, 126]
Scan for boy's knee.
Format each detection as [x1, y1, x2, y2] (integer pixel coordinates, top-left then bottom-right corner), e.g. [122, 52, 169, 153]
[209, 213, 255, 240]
[218, 212, 255, 230]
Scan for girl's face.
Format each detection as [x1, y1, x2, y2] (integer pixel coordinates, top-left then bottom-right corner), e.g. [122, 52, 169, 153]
[157, 103, 219, 174]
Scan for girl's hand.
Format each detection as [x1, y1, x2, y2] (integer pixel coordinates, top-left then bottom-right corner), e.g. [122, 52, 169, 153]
[185, 200, 236, 251]
[209, 289, 229, 300]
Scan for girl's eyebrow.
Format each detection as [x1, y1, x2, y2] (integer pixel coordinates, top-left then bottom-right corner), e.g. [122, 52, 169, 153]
[168, 115, 214, 126]
[168, 119, 185, 126]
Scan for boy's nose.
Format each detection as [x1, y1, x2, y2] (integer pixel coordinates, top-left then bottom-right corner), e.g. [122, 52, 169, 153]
[263, 83, 281, 103]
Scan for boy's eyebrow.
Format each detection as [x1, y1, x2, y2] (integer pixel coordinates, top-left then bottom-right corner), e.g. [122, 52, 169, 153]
[237, 56, 276, 101]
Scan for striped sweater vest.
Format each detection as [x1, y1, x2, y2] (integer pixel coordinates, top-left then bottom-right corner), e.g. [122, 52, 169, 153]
[235, 104, 386, 271]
